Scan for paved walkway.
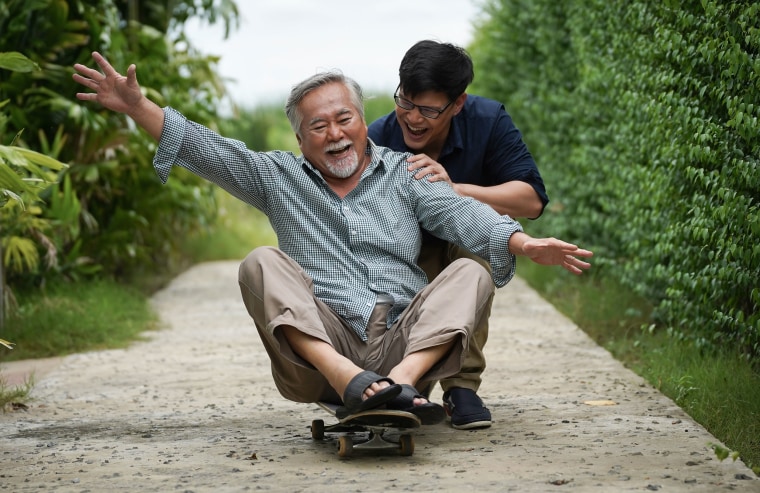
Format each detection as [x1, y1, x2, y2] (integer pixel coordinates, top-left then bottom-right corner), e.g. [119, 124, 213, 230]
[1, 260, 757, 492]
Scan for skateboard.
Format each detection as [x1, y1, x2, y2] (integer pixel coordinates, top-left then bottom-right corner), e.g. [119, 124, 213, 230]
[310, 401, 421, 457]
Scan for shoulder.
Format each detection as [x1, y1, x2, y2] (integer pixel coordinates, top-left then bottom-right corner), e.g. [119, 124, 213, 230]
[367, 111, 399, 143]
[371, 141, 409, 169]
[461, 94, 507, 118]
[457, 94, 521, 136]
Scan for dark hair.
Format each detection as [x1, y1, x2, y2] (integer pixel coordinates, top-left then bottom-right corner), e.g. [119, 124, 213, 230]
[398, 40, 474, 100]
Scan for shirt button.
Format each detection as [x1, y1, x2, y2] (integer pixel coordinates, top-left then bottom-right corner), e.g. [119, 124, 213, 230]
[366, 302, 372, 307]
[350, 230, 357, 235]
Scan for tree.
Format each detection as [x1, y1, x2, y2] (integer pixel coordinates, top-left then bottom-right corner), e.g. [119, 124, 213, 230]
[0, 1, 241, 299]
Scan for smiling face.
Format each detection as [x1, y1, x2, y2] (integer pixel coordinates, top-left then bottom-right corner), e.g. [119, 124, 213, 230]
[394, 88, 465, 159]
[296, 81, 369, 181]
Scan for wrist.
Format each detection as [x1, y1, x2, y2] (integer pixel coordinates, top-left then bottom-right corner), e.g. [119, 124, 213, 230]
[508, 231, 528, 256]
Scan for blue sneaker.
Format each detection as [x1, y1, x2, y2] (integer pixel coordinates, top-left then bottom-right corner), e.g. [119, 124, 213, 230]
[442, 388, 492, 429]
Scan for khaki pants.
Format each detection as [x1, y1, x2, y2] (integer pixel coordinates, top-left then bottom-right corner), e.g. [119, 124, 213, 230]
[238, 246, 494, 404]
[417, 237, 493, 393]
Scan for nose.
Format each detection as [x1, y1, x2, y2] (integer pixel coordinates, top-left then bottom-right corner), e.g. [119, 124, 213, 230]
[326, 122, 343, 139]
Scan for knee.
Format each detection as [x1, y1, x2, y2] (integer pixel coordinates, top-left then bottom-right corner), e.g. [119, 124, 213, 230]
[452, 258, 496, 300]
[452, 258, 495, 284]
[239, 246, 280, 284]
[242, 245, 280, 268]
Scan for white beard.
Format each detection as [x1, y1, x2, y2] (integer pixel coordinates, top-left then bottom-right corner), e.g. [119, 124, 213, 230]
[325, 149, 360, 178]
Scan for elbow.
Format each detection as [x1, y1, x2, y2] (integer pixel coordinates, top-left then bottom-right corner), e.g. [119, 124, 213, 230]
[526, 200, 545, 220]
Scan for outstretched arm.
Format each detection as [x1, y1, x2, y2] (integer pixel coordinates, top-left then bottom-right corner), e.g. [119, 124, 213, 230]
[73, 51, 165, 141]
[508, 232, 593, 275]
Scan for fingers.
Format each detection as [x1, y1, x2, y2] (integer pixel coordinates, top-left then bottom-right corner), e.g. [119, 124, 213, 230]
[566, 247, 594, 258]
[405, 154, 453, 183]
[126, 64, 137, 86]
[75, 91, 98, 101]
[72, 73, 98, 90]
[410, 164, 449, 182]
[72, 54, 109, 93]
[91, 51, 118, 77]
[563, 253, 592, 275]
[406, 154, 435, 171]
[72, 72, 98, 100]
[72, 52, 123, 86]
[72, 63, 104, 82]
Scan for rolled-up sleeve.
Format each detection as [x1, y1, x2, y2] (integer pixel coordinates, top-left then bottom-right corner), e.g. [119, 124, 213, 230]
[488, 220, 522, 287]
[152, 107, 186, 184]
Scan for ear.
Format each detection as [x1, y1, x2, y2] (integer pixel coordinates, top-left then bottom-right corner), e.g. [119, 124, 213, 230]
[453, 93, 468, 115]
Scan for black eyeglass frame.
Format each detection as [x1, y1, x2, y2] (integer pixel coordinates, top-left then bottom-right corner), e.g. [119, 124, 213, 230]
[393, 86, 454, 119]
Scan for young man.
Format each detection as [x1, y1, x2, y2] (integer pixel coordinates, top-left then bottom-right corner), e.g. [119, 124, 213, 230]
[73, 52, 590, 426]
[368, 40, 549, 429]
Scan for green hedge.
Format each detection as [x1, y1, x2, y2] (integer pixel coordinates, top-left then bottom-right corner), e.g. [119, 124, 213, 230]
[471, 0, 759, 359]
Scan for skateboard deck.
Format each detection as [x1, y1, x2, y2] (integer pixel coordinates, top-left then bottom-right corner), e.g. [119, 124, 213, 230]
[311, 401, 421, 457]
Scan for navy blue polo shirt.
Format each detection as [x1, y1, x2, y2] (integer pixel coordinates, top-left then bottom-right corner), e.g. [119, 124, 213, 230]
[368, 94, 549, 216]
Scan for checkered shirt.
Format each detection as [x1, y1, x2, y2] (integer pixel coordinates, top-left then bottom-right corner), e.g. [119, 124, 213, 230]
[153, 107, 522, 341]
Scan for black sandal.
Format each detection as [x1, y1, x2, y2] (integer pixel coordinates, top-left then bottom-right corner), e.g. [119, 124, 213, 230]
[387, 384, 446, 425]
[335, 371, 401, 419]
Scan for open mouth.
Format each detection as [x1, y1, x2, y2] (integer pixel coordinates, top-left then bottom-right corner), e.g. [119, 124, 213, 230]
[406, 123, 427, 137]
[327, 143, 351, 155]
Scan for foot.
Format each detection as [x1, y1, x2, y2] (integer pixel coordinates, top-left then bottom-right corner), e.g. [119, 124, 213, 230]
[336, 371, 402, 419]
[387, 384, 446, 425]
[443, 388, 492, 429]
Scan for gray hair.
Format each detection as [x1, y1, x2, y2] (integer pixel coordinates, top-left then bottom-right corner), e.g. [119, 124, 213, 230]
[284, 71, 365, 134]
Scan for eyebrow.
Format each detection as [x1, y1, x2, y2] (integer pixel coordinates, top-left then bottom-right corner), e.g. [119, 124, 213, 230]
[307, 108, 353, 126]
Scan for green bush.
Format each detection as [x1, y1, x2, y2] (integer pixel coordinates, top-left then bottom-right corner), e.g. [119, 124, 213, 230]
[471, 0, 759, 359]
[0, 0, 239, 290]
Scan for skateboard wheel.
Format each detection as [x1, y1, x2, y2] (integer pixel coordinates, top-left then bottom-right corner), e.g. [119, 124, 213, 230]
[337, 435, 353, 457]
[311, 419, 325, 440]
[399, 434, 414, 456]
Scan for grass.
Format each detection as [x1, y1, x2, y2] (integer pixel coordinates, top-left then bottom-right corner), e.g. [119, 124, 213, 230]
[0, 279, 159, 362]
[518, 260, 760, 476]
[0, 375, 33, 412]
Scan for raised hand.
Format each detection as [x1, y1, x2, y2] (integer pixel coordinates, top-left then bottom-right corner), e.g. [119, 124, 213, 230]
[73, 52, 143, 114]
[72, 52, 164, 140]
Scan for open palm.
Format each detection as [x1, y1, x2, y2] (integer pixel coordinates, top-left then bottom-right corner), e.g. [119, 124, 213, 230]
[73, 52, 142, 114]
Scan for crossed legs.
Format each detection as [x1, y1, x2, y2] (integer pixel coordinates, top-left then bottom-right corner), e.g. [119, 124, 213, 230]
[238, 246, 493, 411]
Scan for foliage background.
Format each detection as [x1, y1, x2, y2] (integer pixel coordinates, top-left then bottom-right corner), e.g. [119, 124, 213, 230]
[470, 0, 759, 361]
[0, 0, 240, 316]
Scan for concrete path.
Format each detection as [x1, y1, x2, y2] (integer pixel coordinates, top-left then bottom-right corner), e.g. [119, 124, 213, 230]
[1, 260, 757, 492]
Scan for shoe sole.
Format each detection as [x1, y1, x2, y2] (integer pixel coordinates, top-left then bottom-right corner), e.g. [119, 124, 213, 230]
[450, 419, 492, 430]
[443, 403, 492, 430]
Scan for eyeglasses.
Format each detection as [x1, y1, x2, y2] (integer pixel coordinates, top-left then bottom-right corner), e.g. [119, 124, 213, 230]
[393, 86, 453, 119]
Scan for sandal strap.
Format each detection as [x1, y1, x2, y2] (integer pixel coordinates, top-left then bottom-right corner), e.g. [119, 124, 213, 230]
[341, 370, 397, 411]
